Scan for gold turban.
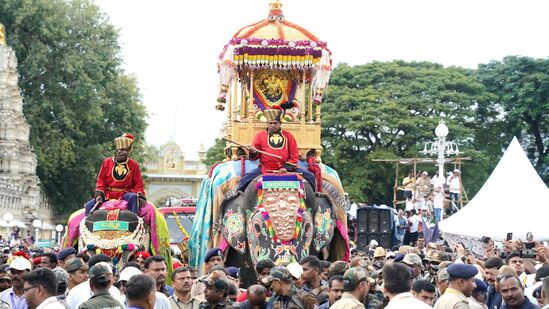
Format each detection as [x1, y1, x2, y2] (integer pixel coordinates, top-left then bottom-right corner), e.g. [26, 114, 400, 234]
[114, 133, 134, 150]
[263, 108, 282, 122]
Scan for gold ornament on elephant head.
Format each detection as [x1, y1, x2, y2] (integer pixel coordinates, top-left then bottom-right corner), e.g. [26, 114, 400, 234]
[263, 188, 301, 241]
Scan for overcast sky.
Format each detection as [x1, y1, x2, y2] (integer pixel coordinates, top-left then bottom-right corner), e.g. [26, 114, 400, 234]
[94, 0, 549, 159]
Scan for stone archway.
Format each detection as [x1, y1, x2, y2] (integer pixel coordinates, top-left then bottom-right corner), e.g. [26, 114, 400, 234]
[147, 188, 193, 207]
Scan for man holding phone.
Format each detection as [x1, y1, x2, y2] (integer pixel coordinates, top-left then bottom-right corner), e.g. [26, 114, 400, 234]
[507, 253, 536, 288]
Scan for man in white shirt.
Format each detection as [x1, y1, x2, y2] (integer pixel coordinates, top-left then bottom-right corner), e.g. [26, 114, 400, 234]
[348, 201, 358, 221]
[115, 266, 170, 309]
[65, 255, 124, 309]
[432, 186, 445, 222]
[431, 171, 446, 190]
[447, 169, 461, 214]
[23, 267, 66, 309]
[408, 210, 421, 245]
[0, 257, 31, 309]
[506, 253, 536, 288]
[383, 262, 431, 309]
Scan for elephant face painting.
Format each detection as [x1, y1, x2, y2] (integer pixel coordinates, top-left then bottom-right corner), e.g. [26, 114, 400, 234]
[222, 209, 246, 254]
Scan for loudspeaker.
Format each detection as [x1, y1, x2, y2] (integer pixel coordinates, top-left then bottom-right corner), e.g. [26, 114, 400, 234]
[357, 207, 393, 234]
[356, 233, 370, 251]
[357, 208, 368, 233]
[367, 209, 379, 233]
[379, 210, 392, 233]
[356, 232, 393, 250]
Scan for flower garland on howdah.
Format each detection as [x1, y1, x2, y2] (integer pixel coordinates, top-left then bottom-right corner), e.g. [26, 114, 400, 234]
[217, 37, 332, 109]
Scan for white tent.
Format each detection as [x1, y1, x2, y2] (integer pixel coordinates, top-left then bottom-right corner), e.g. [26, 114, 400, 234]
[439, 137, 549, 240]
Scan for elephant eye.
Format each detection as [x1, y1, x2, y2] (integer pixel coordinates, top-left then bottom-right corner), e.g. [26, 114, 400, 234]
[254, 222, 262, 234]
[303, 221, 312, 235]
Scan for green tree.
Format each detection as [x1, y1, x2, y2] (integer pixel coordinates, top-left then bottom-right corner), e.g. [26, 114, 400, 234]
[203, 138, 228, 168]
[0, 0, 147, 217]
[321, 61, 496, 204]
[477, 56, 549, 182]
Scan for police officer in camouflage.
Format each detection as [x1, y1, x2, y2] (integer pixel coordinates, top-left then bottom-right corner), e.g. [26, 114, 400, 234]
[78, 262, 124, 309]
[264, 266, 317, 309]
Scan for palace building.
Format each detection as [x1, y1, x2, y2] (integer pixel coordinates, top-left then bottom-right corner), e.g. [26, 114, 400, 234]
[143, 141, 207, 206]
[0, 24, 55, 239]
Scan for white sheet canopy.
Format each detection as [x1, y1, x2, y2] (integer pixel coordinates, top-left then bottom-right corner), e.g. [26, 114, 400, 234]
[439, 137, 549, 240]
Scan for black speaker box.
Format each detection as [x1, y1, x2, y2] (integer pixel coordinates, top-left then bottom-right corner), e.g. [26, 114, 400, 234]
[357, 207, 392, 234]
[356, 232, 393, 250]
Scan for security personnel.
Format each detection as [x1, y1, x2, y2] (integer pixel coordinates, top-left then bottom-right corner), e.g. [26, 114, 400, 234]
[191, 248, 225, 298]
[329, 267, 369, 309]
[199, 272, 233, 309]
[264, 266, 317, 309]
[434, 264, 478, 309]
[78, 262, 123, 309]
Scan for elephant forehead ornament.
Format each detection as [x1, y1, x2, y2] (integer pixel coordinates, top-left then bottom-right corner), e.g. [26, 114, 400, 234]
[248, 175, 313, 265]
[262, 191, 300, 241]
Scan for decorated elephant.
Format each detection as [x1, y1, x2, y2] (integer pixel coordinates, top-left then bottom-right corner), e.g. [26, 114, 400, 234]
[63, 200, 172, 274]
[189, 160, 349, 286]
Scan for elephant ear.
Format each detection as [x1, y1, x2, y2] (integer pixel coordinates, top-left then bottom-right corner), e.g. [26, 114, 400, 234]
[220, 197, 247, 255]
[312, 193, 336, 254]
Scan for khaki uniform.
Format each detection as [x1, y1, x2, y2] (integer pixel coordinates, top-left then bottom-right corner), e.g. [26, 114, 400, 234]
[330, 292, 365, 309]
[190, 276, 207, 298]
[169, 294, 202, 309]
[468, 297, 486, 309]
[434, 288, 470, 309]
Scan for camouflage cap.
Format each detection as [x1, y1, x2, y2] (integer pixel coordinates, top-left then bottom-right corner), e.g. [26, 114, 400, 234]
[343, 267, 369, 291]
[437, 268, 449, 282]
[403, 253, 423, 267]
[89, 262, 112, 284]
[199, 270, 229, 290]
[65, 258, 88, 273]
[328, 261, 350, 278]
[261, 266, 293, 284]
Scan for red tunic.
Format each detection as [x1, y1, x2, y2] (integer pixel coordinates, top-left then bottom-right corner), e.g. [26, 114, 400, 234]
[251, 129, 299, 173]
[95, 157, 145, 200]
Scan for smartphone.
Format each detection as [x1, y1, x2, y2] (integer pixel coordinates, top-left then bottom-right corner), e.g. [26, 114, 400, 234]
[506, 232, 513, 241]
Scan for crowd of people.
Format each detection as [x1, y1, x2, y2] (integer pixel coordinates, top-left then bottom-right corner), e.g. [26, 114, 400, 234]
[0, 231, 548, 309]
[402, 169, 462, 220]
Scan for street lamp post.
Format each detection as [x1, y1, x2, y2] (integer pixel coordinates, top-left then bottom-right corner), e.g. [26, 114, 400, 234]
[435, 120, 449, 179]
[55, 224, 63, 245]
[2, 213, 12, 241]
[32, 219, 42, 242]
[420, 119, 461, 183]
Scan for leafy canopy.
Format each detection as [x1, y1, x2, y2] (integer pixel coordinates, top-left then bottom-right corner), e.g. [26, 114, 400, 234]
[478, 56, 549, 181]
[0, 0, 147, 217]
[321, 61, 496, 204]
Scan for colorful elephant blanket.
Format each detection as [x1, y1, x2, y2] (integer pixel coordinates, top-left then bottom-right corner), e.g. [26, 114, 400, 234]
[189, 160, 350, 272]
